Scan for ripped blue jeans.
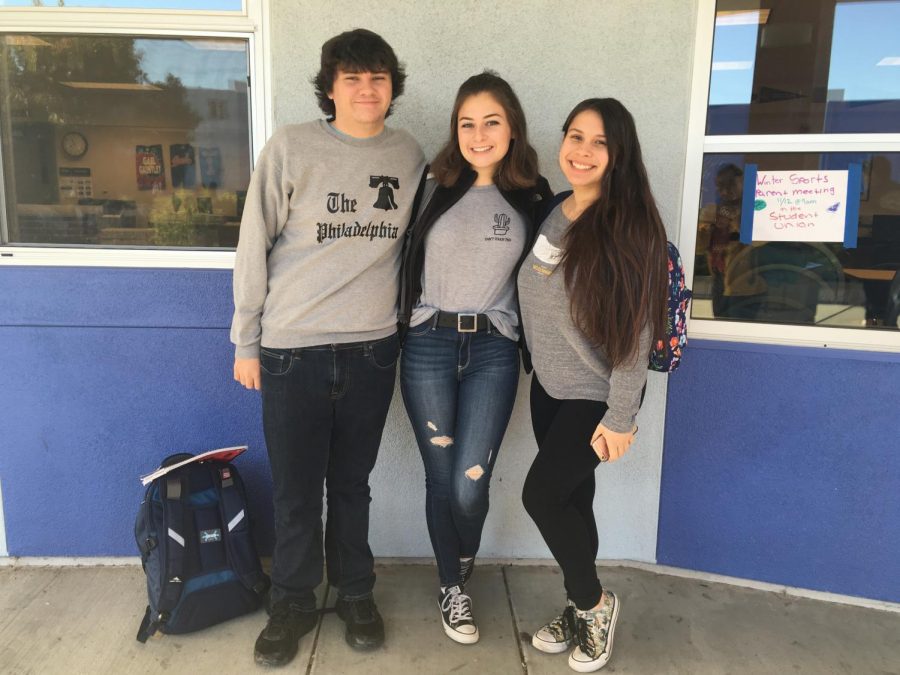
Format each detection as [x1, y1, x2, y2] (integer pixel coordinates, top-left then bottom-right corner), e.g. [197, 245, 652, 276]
[400, 319, 519, 587]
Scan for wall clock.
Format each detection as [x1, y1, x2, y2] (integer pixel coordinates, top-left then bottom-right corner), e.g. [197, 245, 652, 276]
[61, 131, 88, 159]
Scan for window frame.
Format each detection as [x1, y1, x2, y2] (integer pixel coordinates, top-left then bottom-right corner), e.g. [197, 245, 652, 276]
[0, 0, 272, 269]
[680, 0, 900, 353]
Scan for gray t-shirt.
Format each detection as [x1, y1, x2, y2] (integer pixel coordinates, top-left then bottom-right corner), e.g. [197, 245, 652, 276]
[230, 120, 425, 357]
[517, 204, 649, 433]
[411, 184, 526, 340]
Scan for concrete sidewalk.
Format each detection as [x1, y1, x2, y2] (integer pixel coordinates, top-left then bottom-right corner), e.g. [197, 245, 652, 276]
[1, 563, 898, 674]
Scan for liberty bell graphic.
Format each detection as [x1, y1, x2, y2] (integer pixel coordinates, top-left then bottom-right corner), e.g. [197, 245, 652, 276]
[370, 175, 399, 210]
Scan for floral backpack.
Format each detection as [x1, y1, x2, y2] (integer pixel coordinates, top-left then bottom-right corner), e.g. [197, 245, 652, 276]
[648, 241, 692, 373]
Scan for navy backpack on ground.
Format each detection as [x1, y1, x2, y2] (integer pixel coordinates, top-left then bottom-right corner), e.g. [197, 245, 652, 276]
[135, 452, 269, 642]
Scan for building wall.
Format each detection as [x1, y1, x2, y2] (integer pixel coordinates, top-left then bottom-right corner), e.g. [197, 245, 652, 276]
[0, 268, 265, 555]
[3, 1, 897, 609]
[0, 0, 697, 562]
[268, 0, 696, 562]
[657, 341, 900, 604]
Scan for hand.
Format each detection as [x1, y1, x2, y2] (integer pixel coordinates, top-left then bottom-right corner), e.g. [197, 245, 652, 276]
[590, 423, 638, 463]
[234, 358, 261, 390]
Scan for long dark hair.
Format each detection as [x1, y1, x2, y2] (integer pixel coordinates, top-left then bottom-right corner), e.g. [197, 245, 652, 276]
[431, 71, 539, 190]
[560, 98, 668, 368]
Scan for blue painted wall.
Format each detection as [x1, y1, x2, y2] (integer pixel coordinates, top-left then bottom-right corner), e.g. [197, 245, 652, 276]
[5, 267, 900, 605]
[657, 340, 900, 604]
[0, 267, 274, 555]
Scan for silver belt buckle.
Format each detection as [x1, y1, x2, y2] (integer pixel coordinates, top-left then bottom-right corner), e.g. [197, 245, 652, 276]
[457, 313, 478, 332]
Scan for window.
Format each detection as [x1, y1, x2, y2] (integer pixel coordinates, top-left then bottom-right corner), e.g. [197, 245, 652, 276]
[0, 1, 268, 267]
[708, 1, 900, 134]
[682, 1, 900, 350]
[694, 152, 900, 330]
[2, 34, 251, 249]
[0, 1, 243, 10]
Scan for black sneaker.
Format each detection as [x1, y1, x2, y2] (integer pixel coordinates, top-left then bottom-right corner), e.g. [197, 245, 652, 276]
[335, 595, 385, 651]
[459, 557, 475, 587]
[253, 602, 318, 667]
[439, 585, 479, 644]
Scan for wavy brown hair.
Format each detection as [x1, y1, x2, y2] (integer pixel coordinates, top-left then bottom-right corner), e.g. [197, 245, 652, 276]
[312, 28, 406, 120]
[431, 71, 539, 190]
[560, 98, 669, 368]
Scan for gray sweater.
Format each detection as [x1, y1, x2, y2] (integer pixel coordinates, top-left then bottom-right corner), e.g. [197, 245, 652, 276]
[517, 204, 649, 433]
[231, 120, 425, 358]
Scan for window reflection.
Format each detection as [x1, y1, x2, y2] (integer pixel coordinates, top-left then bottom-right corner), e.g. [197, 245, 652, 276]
[1, 34, 251, 248]
[693, 153, 900, 329]
[0, 1, 242, 9]
[697, 164, 769, 319]
[708, 0, 900, 134]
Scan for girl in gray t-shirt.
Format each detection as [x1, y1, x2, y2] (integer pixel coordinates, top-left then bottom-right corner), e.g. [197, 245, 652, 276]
[398, 71, 551, 645]
[518, 98, 669, 672]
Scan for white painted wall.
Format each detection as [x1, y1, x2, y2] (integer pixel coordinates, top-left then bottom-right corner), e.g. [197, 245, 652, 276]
[270, 0, 698, 561]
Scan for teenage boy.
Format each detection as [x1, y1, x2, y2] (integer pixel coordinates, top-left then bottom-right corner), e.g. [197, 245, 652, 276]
[230, 29, 425, 667]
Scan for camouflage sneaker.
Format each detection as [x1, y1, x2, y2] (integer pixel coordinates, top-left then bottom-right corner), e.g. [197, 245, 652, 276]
[569, 590, 620, 672]
[531, 600, 577, 654]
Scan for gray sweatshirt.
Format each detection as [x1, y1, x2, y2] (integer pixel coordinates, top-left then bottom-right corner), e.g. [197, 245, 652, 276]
[411, 183, 526, 340]
[231, 120, 425, 358]
[517, 204, 649, 433]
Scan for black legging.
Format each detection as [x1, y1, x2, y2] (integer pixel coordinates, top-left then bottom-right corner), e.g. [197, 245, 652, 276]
[522, 375, 607, 610]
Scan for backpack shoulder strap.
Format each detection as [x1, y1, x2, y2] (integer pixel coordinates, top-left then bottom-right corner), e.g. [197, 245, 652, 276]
[666, 241, 692, 297]
[214, 463, 267, 594]
[137, 473, 188, 641]
[647, 240, 692, 373]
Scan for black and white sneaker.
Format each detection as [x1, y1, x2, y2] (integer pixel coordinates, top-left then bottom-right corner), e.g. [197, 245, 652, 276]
[531, 600, 577, 654]
[438, 585, 479, 644]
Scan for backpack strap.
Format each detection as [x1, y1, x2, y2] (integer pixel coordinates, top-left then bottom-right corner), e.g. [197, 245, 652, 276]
[214, 463, 267, 595]
[136, 606, 154, 643]
[647, 241, 692, 373]
[137, 474, 188, 641]
[161, 475, 188, 608]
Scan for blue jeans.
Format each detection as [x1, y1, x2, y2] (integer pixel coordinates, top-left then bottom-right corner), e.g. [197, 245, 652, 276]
[260, 334, 400, 609]
[400, 319, 519, 587]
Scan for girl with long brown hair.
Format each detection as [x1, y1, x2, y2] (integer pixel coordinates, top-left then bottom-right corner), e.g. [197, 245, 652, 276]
[399, 71, 551, 644]
[517, 98, 668, 672]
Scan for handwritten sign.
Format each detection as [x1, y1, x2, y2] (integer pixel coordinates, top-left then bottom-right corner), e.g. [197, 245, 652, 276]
[740, 165, 860, 247]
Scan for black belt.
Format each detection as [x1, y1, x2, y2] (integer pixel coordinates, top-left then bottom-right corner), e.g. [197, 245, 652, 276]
[434, 311, 492, 333]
